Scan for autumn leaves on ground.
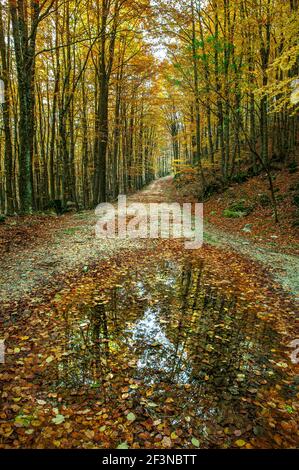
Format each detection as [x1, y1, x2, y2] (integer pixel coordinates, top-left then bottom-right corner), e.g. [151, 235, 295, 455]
[0, 177, 299, 450]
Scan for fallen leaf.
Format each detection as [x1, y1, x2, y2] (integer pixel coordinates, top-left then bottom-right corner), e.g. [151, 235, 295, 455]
[127, 412, 136, 422]
[235, 439, 246, 447]
[52, 414, 65, 425]
[161, 436, 172, 448]
[191, 437, 200, 447]
[117, 442, 129, 449]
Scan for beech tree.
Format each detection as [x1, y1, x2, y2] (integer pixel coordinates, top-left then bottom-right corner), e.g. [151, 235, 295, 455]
[0, 0, 298, 216]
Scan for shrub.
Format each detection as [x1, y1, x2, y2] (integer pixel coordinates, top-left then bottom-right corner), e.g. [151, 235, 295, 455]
[223, 209, 246, 219]
[203, 182, 222, 199]
[293, 194, 299, 208]
[228, 199, 254, 216]
[276, 194, 285, 204]
[231, 172, 248, 184]
[258, 193, 272, 207]
[290, 183, 299, 192]
[0, 214, 6, 223]
[288, 161, 298, 174]
[44, 199, 65, 215]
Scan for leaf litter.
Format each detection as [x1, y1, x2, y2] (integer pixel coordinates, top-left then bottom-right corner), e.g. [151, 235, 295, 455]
[0, 240, 298, 449]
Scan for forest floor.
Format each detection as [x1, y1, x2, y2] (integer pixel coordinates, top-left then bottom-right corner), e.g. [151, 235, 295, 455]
[0, 177, 298, 449]
[0, 176, 298, 303]
[204, 169, 299, 256]
[170, 172, 299, 301]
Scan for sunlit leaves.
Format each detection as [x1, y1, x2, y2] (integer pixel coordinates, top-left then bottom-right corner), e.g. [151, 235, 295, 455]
[46, 355, 55, 364]
[126, 413, 137, 422]
[52, 415, 65, 425]
[117, 442, 129, 449]
[235, 439, 246, 448]
[191, 437, 200, 447]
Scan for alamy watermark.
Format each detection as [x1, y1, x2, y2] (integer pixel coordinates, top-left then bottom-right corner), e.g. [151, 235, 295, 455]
[95, 196, 203, 250]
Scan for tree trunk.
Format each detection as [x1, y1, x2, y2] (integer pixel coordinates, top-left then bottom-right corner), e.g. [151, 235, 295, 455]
[0, 4, 14, 213]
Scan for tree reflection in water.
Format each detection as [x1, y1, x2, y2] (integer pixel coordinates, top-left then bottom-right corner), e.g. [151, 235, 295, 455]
[53, 257, 280, 427]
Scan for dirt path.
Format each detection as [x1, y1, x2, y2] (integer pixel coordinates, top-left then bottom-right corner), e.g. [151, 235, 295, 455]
[0, 177, 298, 303]
[0, 179, 170, 303]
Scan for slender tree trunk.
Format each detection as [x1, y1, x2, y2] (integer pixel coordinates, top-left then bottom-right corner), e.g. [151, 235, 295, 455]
[0, 5, 14, 213]
[191, 0, 205, 190]
[9, 0, 41, 213]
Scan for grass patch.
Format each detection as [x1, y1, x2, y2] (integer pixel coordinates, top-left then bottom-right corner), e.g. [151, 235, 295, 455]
[61, 227, 81, 236]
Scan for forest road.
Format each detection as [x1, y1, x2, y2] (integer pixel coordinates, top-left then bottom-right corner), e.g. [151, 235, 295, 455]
[0, 177, 298, 304]
[134, 177, 299, 301]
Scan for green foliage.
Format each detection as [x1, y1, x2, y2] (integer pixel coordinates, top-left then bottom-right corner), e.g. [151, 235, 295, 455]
[231, 173, 248, 184]
[293, 194, 299, 208]
[290, 183, 299, 192]
[193, 39, 204, 49]
[44, 199, 65, 215]
[223, 209, 246, 219]
[197, 53, 208, 63]
[258, 193, 272, 208]
[229, 199, 254, 215]
[203, 182, 222, 199]
[0, 214, 6, 223]
[288, 161, 298, 174]
[223, 199, 254, 218]
[276, 194, 285, 204]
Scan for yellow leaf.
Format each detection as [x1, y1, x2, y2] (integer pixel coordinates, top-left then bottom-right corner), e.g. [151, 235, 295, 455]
[127, 412, 136, 422]
[165, 398, 174, 403]
[85, 430, 95, 440]
[235, 440, 246, 447]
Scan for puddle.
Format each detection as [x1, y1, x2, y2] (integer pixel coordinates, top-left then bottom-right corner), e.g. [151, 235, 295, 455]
[44, 255, 286, 437]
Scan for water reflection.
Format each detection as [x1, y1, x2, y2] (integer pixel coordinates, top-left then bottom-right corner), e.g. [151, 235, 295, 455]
[52, 257, 280, 422]
[129, 306, 191, 384]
